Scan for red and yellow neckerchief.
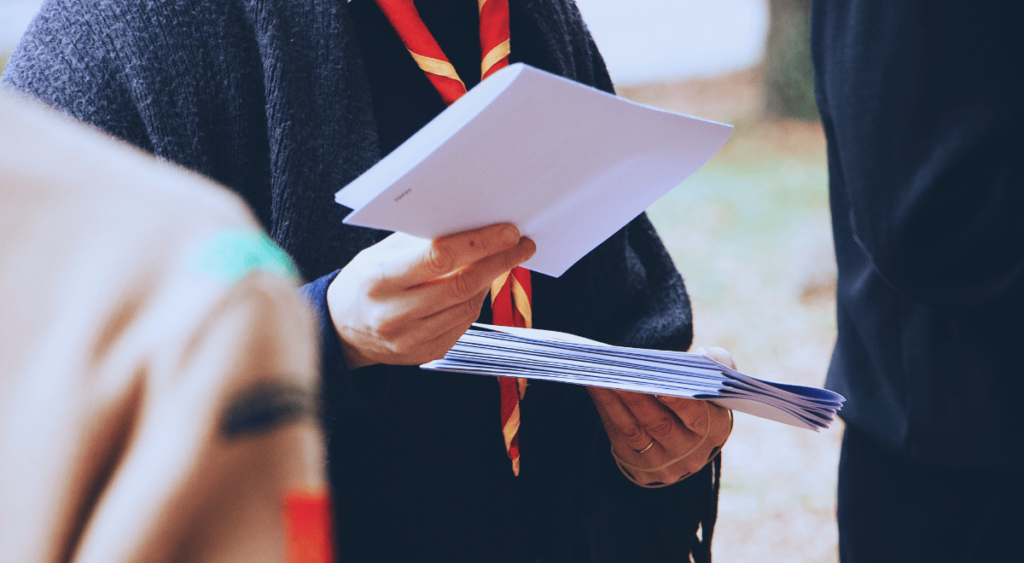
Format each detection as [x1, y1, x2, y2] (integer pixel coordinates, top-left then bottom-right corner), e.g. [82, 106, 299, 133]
[373, 0, 530, 476]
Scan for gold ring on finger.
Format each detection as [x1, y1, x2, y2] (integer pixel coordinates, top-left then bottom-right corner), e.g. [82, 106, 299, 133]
[633, 439, 655, 454]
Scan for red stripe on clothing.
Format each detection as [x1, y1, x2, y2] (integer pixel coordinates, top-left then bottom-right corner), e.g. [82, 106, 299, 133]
[285, 489, 333, 563]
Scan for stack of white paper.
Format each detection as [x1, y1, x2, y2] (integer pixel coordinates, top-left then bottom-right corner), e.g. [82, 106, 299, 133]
[336, 63, 733, 278]
[422, 324, 845, 431]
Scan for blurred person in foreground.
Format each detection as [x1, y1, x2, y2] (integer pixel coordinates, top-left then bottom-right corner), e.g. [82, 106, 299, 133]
[812, 1, 1023, 561]
[0, 90, 329, 563]
[2, 0, 734, 561]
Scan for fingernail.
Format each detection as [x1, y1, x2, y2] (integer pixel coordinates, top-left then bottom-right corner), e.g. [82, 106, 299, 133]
[501, 225, 519, 245]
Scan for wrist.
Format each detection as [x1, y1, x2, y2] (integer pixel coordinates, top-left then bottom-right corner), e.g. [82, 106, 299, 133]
[326, 270, 374, 371]
[339, 337, 375, 371]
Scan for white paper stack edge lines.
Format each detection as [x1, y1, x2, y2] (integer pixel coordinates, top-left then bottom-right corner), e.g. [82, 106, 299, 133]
[421, 324, 845, 431]
[335, 63, 733, 278]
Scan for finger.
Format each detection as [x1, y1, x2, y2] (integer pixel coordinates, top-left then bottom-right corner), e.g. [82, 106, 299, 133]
[372, 286, 487, 361]
[599, 392, 716, 485]
[375, 307, 479, 366]
[658, 396, 733, 463]
[694, 346, 737, 370]
[454, 236, 536, 289]
[615, 390, 698, 456]
[409, 236, 535, 312]
[587, 387, 653, 453]
[656, 395, 712, 432]
[398, 287, 488, 344]
[417, 319, 480, 364]
[390, 223, 522, 287]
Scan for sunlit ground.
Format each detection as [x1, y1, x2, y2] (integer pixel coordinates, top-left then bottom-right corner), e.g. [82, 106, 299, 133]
[625, 72, 842, 563]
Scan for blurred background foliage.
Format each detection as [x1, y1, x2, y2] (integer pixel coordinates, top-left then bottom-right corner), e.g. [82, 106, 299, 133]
[766, 0, 817, 120]
[2, 1, 838, 561]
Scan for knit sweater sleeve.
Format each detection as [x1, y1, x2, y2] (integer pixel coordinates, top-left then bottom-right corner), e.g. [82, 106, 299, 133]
[3, 0, 391, 414]
[0, 0, 153, 151]
[2, 0, 279, 230]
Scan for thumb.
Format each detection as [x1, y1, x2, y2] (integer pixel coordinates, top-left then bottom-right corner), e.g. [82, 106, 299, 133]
[694, 346, 737, 370]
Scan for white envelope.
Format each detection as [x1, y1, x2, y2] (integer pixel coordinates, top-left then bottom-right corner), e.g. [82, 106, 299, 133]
[335, 63, 732, 277]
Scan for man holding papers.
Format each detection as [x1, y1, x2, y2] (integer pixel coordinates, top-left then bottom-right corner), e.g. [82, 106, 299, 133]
[4, 0, 732, 561]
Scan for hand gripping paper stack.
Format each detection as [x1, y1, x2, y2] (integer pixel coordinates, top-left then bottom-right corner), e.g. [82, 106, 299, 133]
[423, 325, 844, 430]
[336, 63, 843, 429]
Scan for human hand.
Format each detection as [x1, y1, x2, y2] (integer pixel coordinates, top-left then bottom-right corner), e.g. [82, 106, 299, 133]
[326, 223, 535, 370]
[588, 346, 735, 487]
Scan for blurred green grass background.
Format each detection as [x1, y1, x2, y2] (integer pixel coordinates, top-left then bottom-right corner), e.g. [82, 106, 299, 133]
[628, 73, 840, 561]
[652, 122, 840, 563]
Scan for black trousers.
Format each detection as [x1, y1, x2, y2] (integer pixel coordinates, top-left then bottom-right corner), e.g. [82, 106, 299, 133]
[838, 424, 1022, 563]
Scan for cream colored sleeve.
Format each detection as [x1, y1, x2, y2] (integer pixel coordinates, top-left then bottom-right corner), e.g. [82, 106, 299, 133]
[69, 273, 325, 563]
[0, 90, 327, 563]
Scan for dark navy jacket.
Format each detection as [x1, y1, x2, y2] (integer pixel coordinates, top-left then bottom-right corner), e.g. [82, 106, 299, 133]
[812, 0, 1024, 469]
